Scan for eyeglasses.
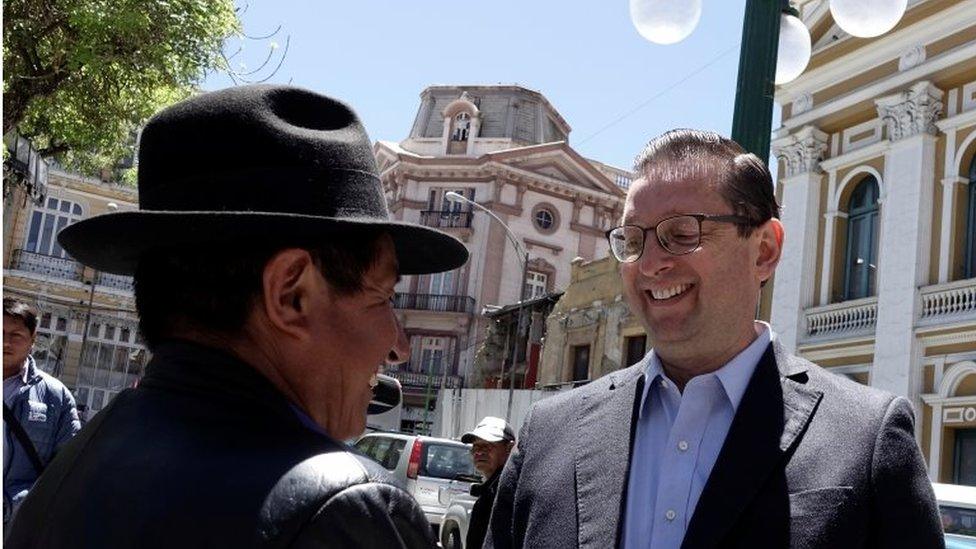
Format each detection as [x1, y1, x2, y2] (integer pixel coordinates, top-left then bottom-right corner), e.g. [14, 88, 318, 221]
[605, 214, 754, 262]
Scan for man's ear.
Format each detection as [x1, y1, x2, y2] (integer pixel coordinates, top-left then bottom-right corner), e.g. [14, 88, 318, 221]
[260, 248, 325, 340]
[756, 218, 784, 284]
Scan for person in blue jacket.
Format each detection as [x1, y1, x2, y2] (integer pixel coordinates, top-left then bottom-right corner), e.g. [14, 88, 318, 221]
[3, 298, 80, 525]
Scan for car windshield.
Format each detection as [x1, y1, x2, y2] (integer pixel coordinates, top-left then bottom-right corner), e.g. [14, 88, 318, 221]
[420, 443, 478, 480]
[942, 504, 976, 537]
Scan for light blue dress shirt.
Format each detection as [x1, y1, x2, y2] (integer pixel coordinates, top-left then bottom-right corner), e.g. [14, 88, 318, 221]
[621, 322, 773, 549]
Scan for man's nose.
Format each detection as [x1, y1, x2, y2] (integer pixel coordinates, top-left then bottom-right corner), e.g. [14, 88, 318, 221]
[386, 315, 410, 365]
[638, 234, 676, 278]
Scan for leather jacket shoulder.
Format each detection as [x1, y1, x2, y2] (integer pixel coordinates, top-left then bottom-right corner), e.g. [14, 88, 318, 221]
[258, 450, 434, 548]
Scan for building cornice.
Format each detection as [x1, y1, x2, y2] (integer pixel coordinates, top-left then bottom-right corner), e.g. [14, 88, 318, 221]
[776, 1, 976, 104]
[819, 140, 889, 171]
[935, 108, 976, 133]
[781, 41, 976, 132]
[524, 237, 564, 255]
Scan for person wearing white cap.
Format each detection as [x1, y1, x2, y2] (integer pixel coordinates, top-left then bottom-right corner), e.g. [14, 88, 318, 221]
[461, 416, 515, 549]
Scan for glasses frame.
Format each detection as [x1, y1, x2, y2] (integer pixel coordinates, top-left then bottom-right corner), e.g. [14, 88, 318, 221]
[605, 213, 756, 262]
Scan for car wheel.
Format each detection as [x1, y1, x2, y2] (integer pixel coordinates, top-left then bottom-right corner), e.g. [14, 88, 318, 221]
[444, 526, 463, 549]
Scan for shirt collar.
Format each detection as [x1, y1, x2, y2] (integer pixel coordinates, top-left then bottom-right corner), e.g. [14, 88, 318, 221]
[639, 321, 773, 415]
[7, 356, 31, 385]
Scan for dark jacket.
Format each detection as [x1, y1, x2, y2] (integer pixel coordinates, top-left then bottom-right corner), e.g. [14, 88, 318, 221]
[6, 340, 435, 548]
[466, 471, 501, 549]
[486, 341, 943, 549]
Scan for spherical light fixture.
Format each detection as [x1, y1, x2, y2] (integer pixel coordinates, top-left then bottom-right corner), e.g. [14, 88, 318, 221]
[775, 11, 811, 84]
[829, 0, 907, 38]
[629, 0, 702, 45]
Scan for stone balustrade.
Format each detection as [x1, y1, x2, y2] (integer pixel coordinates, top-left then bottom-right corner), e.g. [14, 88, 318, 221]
[804, 296, 878, 340]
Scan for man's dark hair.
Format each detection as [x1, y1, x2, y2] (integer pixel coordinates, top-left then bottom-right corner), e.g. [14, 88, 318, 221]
[3, 298, 38, 335]
[134, 228, 388, 350]
[633, 129, 780, 236]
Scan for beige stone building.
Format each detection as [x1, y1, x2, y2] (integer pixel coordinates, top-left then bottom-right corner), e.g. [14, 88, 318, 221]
[375, 85, 629, 432]
[537, 255, 646, 388]
[770, 0, 976, 484]
[3, 161, 147, 422]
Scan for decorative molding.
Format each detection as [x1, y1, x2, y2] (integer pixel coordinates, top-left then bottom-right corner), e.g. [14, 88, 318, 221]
[777, 0, 976, 104]
[792, 93, 813, 116]
[524, 237, 563, 255]
[938, 361, 976, 399]
[875, 81, 944, 142]
[783, 42, 976, 132]
[773, 125, 829, 177]
[569, 221, 605, 238]
[388, 198, 428, 211]
[480, 201, 522, 216]
[935, 108, 976, 134]
[819, 140, 888, 171]
[797, 339, 876, 362]
[898, 45, 927, 72]
[942, 176, 970, 189]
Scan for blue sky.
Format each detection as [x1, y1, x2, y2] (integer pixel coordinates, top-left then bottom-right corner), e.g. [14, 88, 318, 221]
[204, 0, 776, 171]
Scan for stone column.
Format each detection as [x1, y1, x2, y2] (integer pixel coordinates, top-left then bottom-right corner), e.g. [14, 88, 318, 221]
[770, 126, 829, 351]
[871, 81, 943, 398]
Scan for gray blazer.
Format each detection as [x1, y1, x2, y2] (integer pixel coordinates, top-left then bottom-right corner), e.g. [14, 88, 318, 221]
[486, 341, 944, 549]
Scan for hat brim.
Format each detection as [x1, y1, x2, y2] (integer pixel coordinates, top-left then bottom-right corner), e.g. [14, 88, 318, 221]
[460, 430, 507, 444]
[58, 211, 469, 276]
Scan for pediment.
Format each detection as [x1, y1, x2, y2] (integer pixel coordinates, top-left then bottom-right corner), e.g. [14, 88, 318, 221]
[490, 144, 624, 196]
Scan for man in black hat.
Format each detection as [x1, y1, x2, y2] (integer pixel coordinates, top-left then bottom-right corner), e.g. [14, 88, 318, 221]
[461, 417, 515, 549]
[6, 84, 468, 548]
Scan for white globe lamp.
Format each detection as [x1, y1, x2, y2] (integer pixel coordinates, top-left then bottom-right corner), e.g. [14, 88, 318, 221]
[829, 0, 907, 38]
[775, 11, 812, 84]
[629, 0, 702, 45]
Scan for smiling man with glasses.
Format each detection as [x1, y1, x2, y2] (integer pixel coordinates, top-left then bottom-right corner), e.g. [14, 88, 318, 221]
[486, 129, 941, 549]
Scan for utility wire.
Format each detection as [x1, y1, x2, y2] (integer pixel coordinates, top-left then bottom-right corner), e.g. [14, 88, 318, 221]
[577, 42, 741, 147]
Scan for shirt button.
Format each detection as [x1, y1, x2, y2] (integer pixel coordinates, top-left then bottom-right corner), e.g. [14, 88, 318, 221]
[665, 509, 676, 521]
[677, 440, 689, 451]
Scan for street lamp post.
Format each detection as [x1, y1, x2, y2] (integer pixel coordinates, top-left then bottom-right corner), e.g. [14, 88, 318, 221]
[730, 0, 784, 160]
[445, 191, 529, 423]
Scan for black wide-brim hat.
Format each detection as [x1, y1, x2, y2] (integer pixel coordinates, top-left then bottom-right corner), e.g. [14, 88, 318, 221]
[58, 84, 468, 275]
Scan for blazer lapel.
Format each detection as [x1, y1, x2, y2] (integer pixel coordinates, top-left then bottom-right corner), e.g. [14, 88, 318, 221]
[681, 342, 823, 549]
[576, 365, 645, 549]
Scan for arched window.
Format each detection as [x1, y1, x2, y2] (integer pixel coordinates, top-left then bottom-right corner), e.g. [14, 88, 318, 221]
[24, 197, 84, 258]
[843, 176, 880, 300]
[966, 156, 976, 278]
[451, 112, 471, 142]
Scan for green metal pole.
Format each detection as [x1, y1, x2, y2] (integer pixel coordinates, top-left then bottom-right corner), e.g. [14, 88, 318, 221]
[731, 0, 784, 162]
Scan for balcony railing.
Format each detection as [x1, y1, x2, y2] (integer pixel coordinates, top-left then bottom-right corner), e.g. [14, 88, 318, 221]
[394, 293, 475, 313]
[10, 249, 83, 282]
[386, 369, 463, 389]
[419, 210, 473, 229]
[3, 133, 50, 204]
[96, 271, 134, 292]
[919, 279, 976, 324]
[804, 296, 878, 340]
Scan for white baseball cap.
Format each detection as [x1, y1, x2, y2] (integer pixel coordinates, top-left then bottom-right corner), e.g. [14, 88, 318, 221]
[461, 416, 515, 444]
